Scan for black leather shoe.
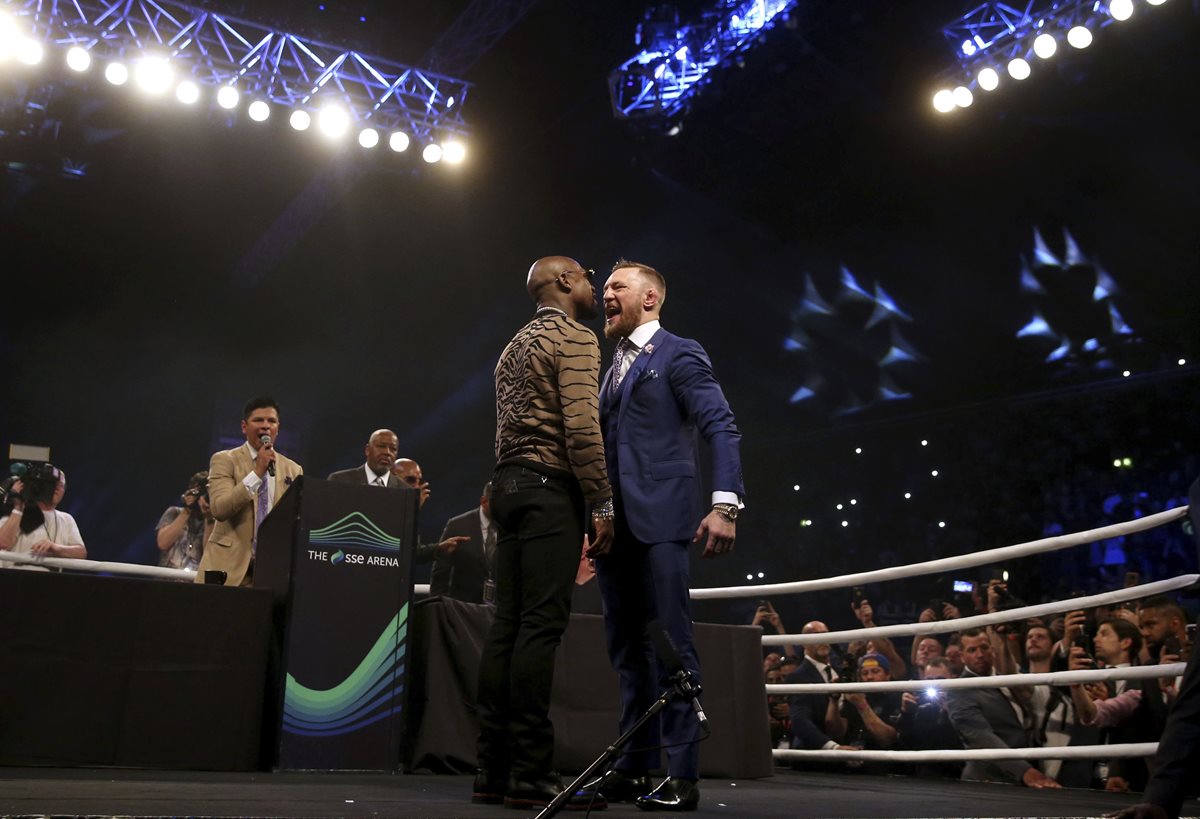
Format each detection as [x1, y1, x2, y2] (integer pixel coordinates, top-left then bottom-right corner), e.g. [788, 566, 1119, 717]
[635, 777, 700, 812]
[504, 774, 607, 811]
[579, 769, 653, 803]
[471, 769, 506, 805]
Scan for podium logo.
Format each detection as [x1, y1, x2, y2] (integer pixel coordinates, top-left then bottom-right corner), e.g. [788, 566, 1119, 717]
[308, 512, 403, 568]
[282, 603, 409, 738]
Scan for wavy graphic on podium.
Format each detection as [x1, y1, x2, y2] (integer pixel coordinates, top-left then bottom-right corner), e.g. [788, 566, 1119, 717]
[309, 511, 402, 553]
[282, 603, 409, 737]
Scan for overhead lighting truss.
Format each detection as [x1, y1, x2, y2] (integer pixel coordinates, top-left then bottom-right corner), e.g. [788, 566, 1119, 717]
[2, 0, 473, 140]
[609, 0, 799, 125]
[932, 0, 1170, 113]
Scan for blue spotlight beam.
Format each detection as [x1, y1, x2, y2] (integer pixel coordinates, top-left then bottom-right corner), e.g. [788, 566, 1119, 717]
[609, 0, 799, 125]
[6, 0, 472, 140]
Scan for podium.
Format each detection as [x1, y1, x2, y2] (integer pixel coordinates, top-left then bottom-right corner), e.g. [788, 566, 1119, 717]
[254, 476, 419, 771]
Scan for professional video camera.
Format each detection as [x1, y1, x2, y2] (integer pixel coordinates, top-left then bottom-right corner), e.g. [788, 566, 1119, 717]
[0, 462, 62, 511]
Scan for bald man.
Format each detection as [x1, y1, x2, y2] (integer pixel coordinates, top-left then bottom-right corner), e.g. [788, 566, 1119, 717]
[786, 621, 857, 753]
[474, 255, 614, 810]
[328, 429, 404, 487]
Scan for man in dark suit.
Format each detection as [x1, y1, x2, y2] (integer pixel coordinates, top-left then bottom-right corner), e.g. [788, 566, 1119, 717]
[327, 429, 402, 487]
[431, 484, 495, 604]
[589, 259, 744, 812]
[1110, 486, 1200, 818]
[787, 621, 855, 752]
[946, 628, 1060, 788]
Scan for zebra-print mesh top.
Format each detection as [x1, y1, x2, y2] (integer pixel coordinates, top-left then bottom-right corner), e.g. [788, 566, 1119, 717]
[494, 308, 611, 505]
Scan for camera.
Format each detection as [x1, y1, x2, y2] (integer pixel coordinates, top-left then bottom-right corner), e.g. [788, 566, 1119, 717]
[0, 462, 62, 510]
[851, 586, 866, 608]
[184, 475, 209, 502]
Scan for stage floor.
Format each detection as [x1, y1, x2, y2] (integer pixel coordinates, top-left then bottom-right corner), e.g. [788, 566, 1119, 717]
[0, 766, 1191, 818]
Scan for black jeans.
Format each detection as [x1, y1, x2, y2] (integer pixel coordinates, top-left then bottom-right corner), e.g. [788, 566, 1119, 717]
[475, 464, 585, 781]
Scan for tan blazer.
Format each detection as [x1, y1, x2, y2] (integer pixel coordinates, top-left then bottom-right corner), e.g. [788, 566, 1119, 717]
[195, 444, 303, 587]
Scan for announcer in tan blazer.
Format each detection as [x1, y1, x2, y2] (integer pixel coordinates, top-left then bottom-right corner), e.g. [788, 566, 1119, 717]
[195, 396, 303, 587]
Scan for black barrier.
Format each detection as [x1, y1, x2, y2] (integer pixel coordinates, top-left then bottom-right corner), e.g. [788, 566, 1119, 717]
[0, 569, 272, 769]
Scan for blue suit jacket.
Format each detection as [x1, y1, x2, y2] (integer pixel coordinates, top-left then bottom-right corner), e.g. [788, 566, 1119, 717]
[599, 327, 743, 544]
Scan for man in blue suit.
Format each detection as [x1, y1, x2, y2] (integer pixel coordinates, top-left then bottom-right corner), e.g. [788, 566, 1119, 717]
[588, 259, 744, 812]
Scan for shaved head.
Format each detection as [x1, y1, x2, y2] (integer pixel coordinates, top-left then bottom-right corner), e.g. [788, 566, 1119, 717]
[527, 256, 581, 302]
[524, 255, 597, 321]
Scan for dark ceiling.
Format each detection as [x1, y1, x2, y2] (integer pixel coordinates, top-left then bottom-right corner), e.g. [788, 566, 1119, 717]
[1, 0, 1197, 575]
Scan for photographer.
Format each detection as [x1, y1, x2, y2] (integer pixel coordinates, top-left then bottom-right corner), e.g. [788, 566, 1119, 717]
[1069, 618, 1165, 792]
[898, 657, 963, 778]
[155, 471, 213, 572]
[838, 653, 903, 753]
[851, 594, 907, 679]
[0, 464, 86, 569]
[752, 600, 796, 657]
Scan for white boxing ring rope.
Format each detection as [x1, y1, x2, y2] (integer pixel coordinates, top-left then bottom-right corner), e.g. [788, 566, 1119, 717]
[777, 743, 1159, 763]
[765, 573, 1199, 647]
[0, 550, 195, 580]
[692, 505, 1189, 600]
[719, 505, 1198, 767]
[769, 662, 1186, 695]
[0, 551, 437, 595]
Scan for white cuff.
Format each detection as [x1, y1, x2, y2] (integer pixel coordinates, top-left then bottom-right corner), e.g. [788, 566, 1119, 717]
[242, 471, 263, 497]
[712, 491, 742, 508]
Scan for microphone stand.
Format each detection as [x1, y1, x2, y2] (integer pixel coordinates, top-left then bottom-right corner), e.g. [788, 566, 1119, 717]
[535, 670, 708, 819]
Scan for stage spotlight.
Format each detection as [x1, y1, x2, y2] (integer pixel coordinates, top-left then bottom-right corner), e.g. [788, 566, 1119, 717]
[318, 104, 349, 138]
[904, 492, 912, 499]
[977, 67, 999, 91]
[932, 89, 955, 113]
[0, 17, 17, 62]
[1067, 25, 1093, 49]
[841, 520, 849, 527]
[1110, 0, 1134, 20]
[389, 131, 410, 152]
[358, 127, 379, 148]
[854, 447, 863, 454]
[931, 469, 940, 477]
[1146, 0, 1166, 4]
[216, 86, 240, 110]
[1113, 458, 1122, 468]
[746, 574, 753, 581]
[1008, 58, 1031, 80]
[952, 86, 973, 108]
[442, 140, 466, 164]
[938, 521, 946, 528]
[792, 484, 800, 491]
[1033, 33, 1057, 59]
[17, 38, 44, 65]
[105, 61, 129, 86]
[66, 46, 91, 72]
[836, 503, 844, 510]
[247, 100, 270, 122]
[135, 56, 173, 95]
[921, 439, 928, 446]
[850, 499, 857, 505]
[422, 143, 443, 163]
[1122, 369, 1131, 377]
[757, 571, 764, 579]
[176, 80, 200, 104]
[1179, 358, 1187, 366]
[289, 109, 311, 131]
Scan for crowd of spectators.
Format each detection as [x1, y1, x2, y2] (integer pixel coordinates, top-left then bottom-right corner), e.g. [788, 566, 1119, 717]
[759, 581, 1196, 795]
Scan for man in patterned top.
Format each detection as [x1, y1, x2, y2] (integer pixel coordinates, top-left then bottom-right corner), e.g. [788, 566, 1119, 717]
[473, 255, 616, 811]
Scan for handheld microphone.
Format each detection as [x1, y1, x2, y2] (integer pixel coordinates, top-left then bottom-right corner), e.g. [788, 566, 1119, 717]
[648, 621, 710, 734]
[260, 434, 276, 477]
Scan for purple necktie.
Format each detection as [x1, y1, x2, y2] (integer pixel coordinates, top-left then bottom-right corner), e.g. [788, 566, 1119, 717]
[612, 337, 632, 389]
[252, 477, 268, 555]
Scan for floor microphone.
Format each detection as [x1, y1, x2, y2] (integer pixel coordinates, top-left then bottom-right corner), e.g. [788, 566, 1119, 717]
[647, 621, 710, 733]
